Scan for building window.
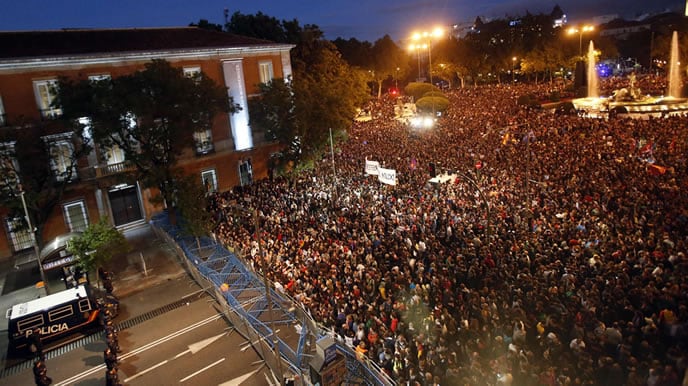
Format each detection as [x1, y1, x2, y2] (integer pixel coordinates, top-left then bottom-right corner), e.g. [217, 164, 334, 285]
[4, 217, 35, 252]
[183, 66, 202, 80]
[193, 129, 214, 155]
[43, 133, 77, 182]
[63, 200, 88, 232]
[104, 143, 126, 165]
[258, 61, 274, 84]
[33, 79, 62, 118]
[201, 169, 218, 193]
[239, 159, 253, 186]
[0, 141, 19, 194]
[0, 95, 6, 126]
[88, 74, 111, 82]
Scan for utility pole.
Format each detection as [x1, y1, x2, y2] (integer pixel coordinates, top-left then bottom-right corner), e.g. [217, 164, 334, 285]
[20, 190, 49, 294]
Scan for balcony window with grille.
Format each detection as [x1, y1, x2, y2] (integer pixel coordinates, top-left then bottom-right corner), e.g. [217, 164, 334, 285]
[258, 61, 274, 85]
[239, 159, 253, 186]
[0, 141, 19, 194]
[5, 217, 35, 252]
[201, 169, 218, 193]
[183, 66, 201, 80]
[33, 79, 62, 118]
[104, 143, 126, 165]
[43, 133, 77, 182]
[193, 129, 214, 155]
[63, 200, 88, 232]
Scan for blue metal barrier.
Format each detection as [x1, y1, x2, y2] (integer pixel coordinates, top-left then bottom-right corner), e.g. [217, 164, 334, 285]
[150, 212, 394, 386]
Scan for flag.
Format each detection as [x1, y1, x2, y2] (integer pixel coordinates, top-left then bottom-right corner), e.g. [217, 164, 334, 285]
[378, 167, 397, 185]
[640, 141, 652, 154]
[365, 160, 380, 175]
[647, 164, 668, 176]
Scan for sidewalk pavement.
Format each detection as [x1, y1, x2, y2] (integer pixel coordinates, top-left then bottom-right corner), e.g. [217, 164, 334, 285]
[105, 223, 187, 299]
[0, 222, 187, 331]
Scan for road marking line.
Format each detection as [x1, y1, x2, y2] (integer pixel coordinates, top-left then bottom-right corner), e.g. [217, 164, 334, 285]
[54, 313, 223, 386]
[125, 314, 222, 357]
[124, 359, 169, 383]
[179, 357, 225, 383]
[218, 368, 261, 386]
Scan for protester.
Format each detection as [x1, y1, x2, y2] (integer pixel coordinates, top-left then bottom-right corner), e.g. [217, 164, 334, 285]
[211, 73, 688, 385]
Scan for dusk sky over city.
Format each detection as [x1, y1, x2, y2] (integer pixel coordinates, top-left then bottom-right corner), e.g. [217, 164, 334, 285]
[1, 0, 683, 42]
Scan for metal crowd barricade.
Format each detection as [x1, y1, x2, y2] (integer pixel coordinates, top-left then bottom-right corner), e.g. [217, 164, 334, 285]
[150, 212, 395, 386]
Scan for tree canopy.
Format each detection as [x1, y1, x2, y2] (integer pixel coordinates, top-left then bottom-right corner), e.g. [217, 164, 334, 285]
[57, 59, 237, 208]
[67, 217, 129, 273]
[0, 118, 91, 254]
[232, 13, 369, 164]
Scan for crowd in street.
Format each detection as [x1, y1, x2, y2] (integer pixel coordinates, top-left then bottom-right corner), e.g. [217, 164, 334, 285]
[210, 74, 688, 386]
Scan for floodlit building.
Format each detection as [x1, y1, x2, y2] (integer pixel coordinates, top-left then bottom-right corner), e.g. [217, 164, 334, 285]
[0, 27, 293, 261]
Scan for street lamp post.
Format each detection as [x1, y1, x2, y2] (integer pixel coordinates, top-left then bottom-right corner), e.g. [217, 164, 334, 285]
[512, 56, 517, 82]
[19, 189, 49, 294]
[408, 43, 427, 81]
[568, 25, 594, 57]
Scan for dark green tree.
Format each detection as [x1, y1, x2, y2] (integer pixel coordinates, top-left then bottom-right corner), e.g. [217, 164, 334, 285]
[0, 117, 92, 292]
[369, 35, 407, 98]
[226, 11, 295, 43]
[67, 217, 129, 276]
[244, 18, 369, 164]
[189, 19, 223, 31]
[249, 78, 296, 144]
[176, 175, 215, 251]
[332, 37, 373, 68]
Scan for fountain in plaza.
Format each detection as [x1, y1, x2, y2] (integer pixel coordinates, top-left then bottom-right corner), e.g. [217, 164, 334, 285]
[668, 31, 682, 98]
[587, 41, 599, 98]
[571, 31, 688, 117]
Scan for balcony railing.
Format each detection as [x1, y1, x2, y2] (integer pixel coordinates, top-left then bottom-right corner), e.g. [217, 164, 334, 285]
[95, 161, 136, 178]
[79, 161, 136, 180]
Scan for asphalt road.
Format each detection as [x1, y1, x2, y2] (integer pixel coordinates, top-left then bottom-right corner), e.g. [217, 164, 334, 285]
[0, 276, 273, 386]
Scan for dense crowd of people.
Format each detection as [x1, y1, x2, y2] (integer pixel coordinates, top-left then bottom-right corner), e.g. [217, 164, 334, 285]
[210, 73, 688, 386]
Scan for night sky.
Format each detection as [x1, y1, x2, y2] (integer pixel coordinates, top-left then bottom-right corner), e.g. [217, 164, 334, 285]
[1, 0, 683, 42]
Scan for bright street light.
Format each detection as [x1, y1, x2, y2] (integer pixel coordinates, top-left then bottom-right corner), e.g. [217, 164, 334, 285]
[568, 25, 594, 57]
[409, 27, 444, 85]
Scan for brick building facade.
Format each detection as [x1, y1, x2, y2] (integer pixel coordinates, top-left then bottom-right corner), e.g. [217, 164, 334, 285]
[0, 27, 293, 261]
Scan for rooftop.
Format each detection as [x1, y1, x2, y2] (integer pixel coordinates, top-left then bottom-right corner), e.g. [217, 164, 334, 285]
[0, 27, 283, 60]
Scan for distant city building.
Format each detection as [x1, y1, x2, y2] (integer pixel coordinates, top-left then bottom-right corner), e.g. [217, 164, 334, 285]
[592, 14, 620, 25]
[450, 21, 474, 38]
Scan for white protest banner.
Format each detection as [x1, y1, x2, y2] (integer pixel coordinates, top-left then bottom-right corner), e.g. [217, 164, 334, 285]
[378, 167, 397, 185]
[365, 160, 380, 175]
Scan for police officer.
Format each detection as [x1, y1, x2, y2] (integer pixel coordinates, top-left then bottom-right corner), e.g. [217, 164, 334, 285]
[106, 332, 120, 353]
[104, 319, 118, 336]
[106, 368, 121, 386]
[28, 328, 44, 361]
[33, 359, 51, 386]
[98, 267, 114, 294]
[104, 347, 118, 370]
